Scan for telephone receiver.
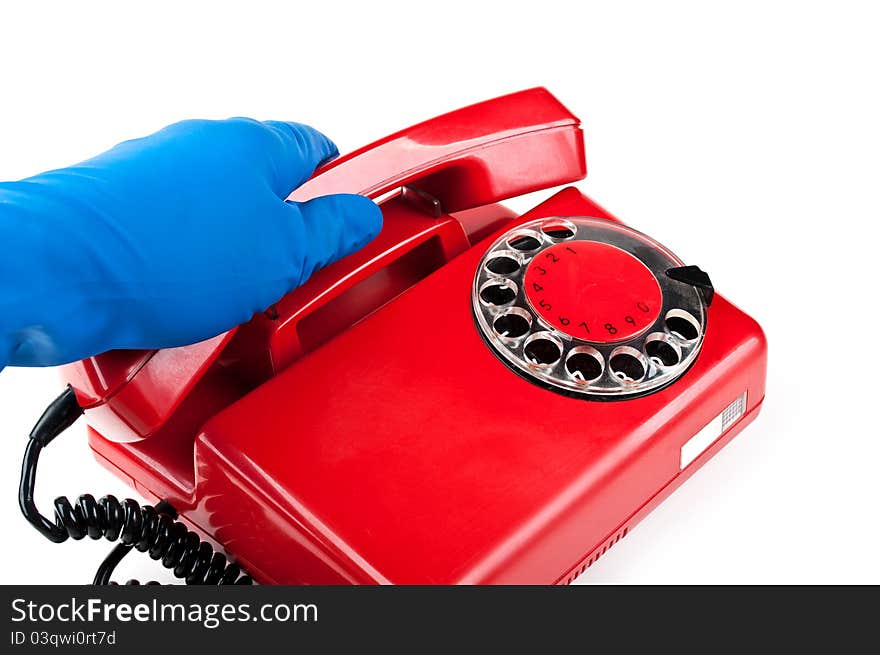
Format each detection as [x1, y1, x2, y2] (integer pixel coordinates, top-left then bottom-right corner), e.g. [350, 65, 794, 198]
[63, 87, 586, 443]
[47, 88, 766, 585]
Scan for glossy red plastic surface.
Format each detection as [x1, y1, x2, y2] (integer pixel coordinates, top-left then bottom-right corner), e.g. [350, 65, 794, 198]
[181, 188, 766, 584]
[227, 199, 471, 382]
[289, 87, 585, 216]
[64, 87, 585, 442]
[82, 188, 766, 584]
[65, 90, 767, 584]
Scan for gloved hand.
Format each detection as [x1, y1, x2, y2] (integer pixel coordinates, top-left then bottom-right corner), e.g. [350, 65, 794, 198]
[0, 119, 382, 368]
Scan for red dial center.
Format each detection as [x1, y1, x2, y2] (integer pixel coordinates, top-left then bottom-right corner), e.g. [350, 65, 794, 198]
[523, 241, 662, 343]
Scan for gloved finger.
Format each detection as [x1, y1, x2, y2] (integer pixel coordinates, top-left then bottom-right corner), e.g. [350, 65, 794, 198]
[286, 193, 383, 285]
[261, 120, 340, 198]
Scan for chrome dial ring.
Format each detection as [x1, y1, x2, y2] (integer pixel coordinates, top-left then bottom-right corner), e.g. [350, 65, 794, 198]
[472, 216, 707, 399]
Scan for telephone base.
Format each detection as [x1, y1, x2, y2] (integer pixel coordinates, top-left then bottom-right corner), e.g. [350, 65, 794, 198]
[83, 187, 767, 584]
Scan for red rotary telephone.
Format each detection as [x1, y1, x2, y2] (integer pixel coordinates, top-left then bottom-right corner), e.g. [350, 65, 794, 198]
[23, 88, 766, 584]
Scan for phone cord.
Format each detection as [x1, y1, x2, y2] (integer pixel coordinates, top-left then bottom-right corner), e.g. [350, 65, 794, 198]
[18, 386, 252, 585]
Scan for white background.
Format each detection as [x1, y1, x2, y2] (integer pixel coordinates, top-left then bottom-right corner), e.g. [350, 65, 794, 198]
[1, 1, 877, 584]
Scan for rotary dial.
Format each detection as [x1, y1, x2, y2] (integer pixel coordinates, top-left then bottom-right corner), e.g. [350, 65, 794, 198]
[472, 217, 708, 399]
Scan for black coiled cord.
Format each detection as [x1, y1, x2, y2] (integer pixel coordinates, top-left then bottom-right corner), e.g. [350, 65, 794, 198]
[19, 386, 252, 585]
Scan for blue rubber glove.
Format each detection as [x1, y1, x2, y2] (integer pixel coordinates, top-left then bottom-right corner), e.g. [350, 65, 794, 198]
[0, 119, 382, 368]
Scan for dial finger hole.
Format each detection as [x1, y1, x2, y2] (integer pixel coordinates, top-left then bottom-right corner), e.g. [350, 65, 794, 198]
[644, 332, 681, 368]
[479, 279, 518, 307]
[564, 346, 604, 384]
[665, 309, 701, 342]
[492, 308, 532, 342]
[506, 230, 542, 253]
[485, 250, 522, 276]
[609, 346, 648, 384]
[523, 332, 563, 367]
[540, 219, 577, 241]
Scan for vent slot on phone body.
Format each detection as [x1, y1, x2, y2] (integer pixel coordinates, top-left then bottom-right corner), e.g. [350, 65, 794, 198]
[562, 526, 630, 585]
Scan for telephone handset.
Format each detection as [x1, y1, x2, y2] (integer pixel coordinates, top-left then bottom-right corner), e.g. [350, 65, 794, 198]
[23, 89, 766, 584]
[62, 87, 585, 442]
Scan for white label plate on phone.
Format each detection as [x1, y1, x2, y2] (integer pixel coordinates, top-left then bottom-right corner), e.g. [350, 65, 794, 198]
[680, 392, 747, 469]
